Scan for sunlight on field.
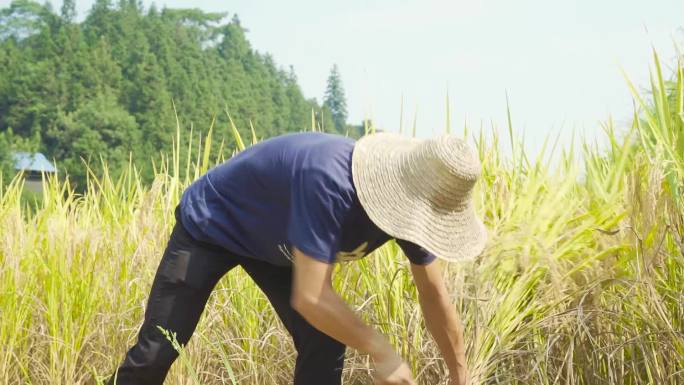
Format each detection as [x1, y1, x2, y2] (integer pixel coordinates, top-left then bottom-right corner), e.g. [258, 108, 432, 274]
[0, 53, 682, 385]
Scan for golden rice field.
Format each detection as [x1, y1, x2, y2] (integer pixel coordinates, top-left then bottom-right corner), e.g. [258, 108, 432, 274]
[0, 53, 682, 385]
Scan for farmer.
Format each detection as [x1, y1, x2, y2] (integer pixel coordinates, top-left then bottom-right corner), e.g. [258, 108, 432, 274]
[108, 131, 487, 385]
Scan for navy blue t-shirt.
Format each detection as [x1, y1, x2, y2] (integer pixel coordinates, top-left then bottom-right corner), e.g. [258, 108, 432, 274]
[179, 132, 436, 267]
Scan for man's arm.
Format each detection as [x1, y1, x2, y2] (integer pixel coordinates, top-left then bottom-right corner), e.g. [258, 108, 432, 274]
[290, 247, 416, 385]
[410, 261, 469, 385]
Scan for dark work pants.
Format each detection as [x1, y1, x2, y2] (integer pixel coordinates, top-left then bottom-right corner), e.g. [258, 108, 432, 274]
[107, 206, 345, 385]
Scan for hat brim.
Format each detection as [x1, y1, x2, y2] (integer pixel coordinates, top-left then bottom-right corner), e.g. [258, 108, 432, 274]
[351, 133, 488, 262]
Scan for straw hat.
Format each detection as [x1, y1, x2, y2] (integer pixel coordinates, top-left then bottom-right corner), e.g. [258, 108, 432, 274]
[351, 132, 487, 262]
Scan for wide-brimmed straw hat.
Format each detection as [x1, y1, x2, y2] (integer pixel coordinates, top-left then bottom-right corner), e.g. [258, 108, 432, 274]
[351, 132, 488, 262]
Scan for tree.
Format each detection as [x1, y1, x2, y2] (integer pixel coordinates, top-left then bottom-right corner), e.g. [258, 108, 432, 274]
[323, 64, 348, 133]
[47, 92, 139, 187]
[0, 0, 54, 40]
[0, 1, 329, 188]
[0, 131, 15, 183]
[60, 0, 75, 23]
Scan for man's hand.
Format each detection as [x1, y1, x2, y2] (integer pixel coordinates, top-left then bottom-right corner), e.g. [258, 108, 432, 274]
[291, 247, 416, 385]
[371, 347, 416, 385]
[449, 371, 469, 385]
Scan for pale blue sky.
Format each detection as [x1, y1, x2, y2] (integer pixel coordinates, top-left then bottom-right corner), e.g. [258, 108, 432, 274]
[3, 0, 683, 158]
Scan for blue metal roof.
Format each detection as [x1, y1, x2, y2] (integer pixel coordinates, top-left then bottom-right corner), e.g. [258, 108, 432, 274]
[12, 152, 57, 173]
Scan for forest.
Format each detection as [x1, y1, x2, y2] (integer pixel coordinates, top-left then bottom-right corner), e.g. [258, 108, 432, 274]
[0, 0, 355, 187]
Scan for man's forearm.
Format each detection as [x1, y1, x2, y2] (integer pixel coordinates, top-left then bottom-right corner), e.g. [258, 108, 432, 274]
[420, 293, 468, 384]
[292, 285, 394, 358]
[291, 248, 416, 384]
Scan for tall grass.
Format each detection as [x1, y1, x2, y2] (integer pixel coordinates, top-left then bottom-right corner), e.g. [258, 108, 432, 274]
[0, 53, 683, 384]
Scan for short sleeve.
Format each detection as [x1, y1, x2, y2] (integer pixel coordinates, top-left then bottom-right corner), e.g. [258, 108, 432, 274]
[396, 239, 437, 265]
[287, 169, 352, 264]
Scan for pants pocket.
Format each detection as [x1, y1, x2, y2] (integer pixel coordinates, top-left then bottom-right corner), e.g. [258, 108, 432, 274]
[159, 224, 209, 290]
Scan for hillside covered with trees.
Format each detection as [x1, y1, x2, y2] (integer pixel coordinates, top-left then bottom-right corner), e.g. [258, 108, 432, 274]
[0, 0, 350, 187]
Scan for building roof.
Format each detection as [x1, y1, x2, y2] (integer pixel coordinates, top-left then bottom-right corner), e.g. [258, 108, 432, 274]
[12, 152, 57, 173]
